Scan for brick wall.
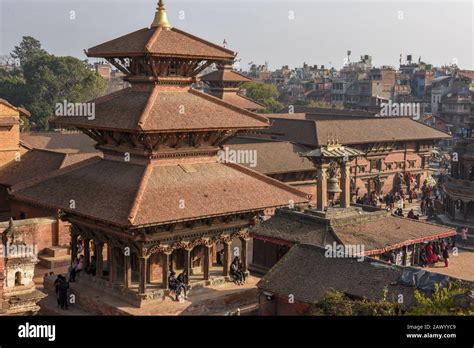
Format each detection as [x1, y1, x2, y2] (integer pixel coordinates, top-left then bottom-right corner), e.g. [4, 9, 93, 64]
[258, 293, 310, 315]
[0, 103, 21, 168]
[0, 217, 66, 254]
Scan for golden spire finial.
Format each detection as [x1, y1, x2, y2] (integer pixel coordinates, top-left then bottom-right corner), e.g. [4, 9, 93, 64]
[151, 0, 172, 29]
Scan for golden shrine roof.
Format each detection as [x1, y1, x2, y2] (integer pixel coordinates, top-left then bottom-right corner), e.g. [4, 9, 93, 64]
[11, 159, 309, 228]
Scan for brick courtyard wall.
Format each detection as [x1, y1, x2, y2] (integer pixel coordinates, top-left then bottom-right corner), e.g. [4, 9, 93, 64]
[9, 201, 69, 247]
[258, 293, 310, 315]
[0, 217, 63, 254]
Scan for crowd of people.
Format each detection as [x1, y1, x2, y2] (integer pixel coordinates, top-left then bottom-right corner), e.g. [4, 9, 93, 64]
[418, 240, 452, 268]
[353, 175, 445, 221]
[384, 239, 452, 268]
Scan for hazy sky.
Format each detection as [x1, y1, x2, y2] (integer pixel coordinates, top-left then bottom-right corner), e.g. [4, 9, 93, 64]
[1, 0, 473, 70]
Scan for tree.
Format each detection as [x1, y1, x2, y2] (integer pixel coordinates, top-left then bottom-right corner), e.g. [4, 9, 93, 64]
[22, 55, 107, 129]
[308, 291, 404, 316]
[407, 282, 473, 316]
[0, 37, 107, 130]
[11, 36, 47, 67]
[241, 81, 283, 113]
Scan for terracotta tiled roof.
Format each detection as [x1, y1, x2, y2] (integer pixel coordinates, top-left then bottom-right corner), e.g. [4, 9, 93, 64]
[264, 117, 452, 146]
[221, 93, 265, 110]
[251, 212, 332, 246]
[0, 99, 30, 118]
[279, 106, 376, 117]
[53, 85, 269, 132]
[251, 209, 456, 255]
[0, 149, 97, 187]
[265, 113, 307, 120]
[257, 244, 417, 305]
[333, 216, 456, 255]
[86, 27, 235, 60]
[226, 141, 315, 174]
[20, 132, 98, 154]
[200, 70, 251, 82]
[11, 159, 309, 227]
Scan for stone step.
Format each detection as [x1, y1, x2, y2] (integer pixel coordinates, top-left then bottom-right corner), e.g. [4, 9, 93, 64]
[43, 246, 69, 258]
[43, 275, 131, 316]
[38, 254, 71, 269]
[38, 293, 92, 316]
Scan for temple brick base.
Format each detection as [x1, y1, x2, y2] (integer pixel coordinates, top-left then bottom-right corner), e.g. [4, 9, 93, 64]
[41, 274, 259, 315]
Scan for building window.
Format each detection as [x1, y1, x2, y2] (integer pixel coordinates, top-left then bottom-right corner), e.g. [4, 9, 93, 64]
[20, 212, 26, 219]
[15, 271, 23, 286]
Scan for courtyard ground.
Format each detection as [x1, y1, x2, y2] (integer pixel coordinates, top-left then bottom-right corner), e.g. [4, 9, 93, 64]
[414, 249, 474, 282]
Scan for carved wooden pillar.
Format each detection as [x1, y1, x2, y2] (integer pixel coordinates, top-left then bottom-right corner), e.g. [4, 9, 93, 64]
[340, 162, 351, 209]
[108, 245, 117, 285]
[240, 237, 250, 274]
[138, 256, 148, 295]
[161, 251, 171, 290]
[223, 240, 232, 277]
[316, 164, 329, 211]
[203, 244, 212, 281]
[95, 242, 104, 278]
[124, 254, 131, 289]
[184, 247, 192, 283]
[83, 239, 91, 270]
[71, 232, 78, 265]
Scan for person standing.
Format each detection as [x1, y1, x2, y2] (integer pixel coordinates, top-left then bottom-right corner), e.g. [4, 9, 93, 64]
[442, 247, 449, 268]
[58, 277, 70, 310]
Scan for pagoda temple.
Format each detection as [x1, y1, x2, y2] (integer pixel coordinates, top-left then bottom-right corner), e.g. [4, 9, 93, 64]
[200, 62, 265, 111]
[443, 109, 474, 235]
[9, 1, 309, 307]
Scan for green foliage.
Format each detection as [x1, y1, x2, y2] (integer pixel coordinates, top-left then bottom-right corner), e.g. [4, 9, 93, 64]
[308, 291, 404, 316]
[11, 36, 47, 66]
[288, 99, 344, 109]
[241, 81, 283, 113]
[308, 283, 473, 316]
[0, 37, 107, 130]
[407, 282, 473, 316]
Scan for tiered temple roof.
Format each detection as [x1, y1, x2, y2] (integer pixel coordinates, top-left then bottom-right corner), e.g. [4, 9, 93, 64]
[200, 64, 265, 111]
[11, 0, 309, 230]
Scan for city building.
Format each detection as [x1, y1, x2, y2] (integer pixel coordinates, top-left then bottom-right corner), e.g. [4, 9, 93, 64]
[254, 114, 450, 198]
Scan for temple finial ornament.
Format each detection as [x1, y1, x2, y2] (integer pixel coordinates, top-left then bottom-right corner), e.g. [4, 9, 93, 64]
[151, 0, 172, 29]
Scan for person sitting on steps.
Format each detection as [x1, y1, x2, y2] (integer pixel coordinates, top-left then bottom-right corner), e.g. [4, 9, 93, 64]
[230, 257, 245, 285]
